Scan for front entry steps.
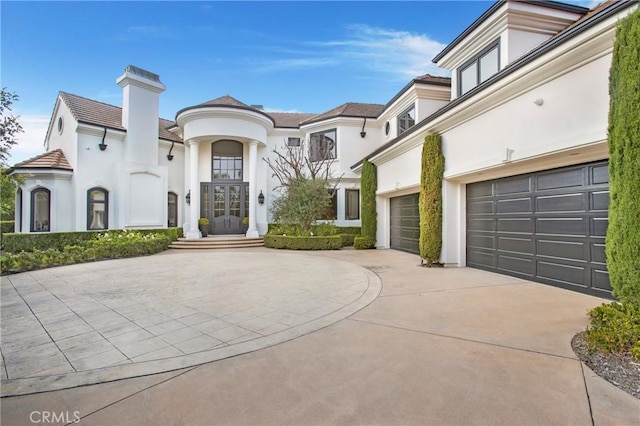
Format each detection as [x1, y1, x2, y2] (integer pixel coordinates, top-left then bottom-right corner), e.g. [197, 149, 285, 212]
[169, 236, 264, 250]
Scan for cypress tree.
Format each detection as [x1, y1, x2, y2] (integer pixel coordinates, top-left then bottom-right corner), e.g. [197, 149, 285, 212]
[419, 133, 444, 265]
[606, 7, 640, 306]
[361, 159, 377, 243]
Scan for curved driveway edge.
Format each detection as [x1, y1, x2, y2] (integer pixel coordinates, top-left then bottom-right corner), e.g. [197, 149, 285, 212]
[1, 251, 382, 397]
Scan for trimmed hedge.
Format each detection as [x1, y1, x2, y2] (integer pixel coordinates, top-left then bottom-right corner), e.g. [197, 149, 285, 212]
[264, 235, 342, 250]
[419, 133, 444, 265]
[1, 220, 14, 235]
[1, 231, 171, 275]
[339, 233, 355, 247]
[586, 302, 640, 360]
[354, 236, 376, 250]
[361, 160, 377, 244]
[1, 227, 182, 254]
[606, 7, 640, 306]
[267, 223, 361, 237]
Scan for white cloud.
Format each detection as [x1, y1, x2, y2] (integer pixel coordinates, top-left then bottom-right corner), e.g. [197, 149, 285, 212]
[253, 57, 339, 73]
[264, 107, 304, 113]
[8, 114, 50, 165]
[313, 24, 449, 80]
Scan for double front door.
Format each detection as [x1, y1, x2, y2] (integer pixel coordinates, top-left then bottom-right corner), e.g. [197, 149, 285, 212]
[201, 182, 249, 235]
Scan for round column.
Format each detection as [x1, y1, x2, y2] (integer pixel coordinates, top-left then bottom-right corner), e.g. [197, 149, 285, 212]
[186, 140, 201, 239]
[246, 140, 259, 238]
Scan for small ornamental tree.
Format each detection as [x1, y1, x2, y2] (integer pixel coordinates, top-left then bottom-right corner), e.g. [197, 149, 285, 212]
[265, 139, 340, 231]
[606, 7, 640, 306]
[0, 88, 24, 220]
[419, 133, 444, 265]
[360, 159, 377, 242]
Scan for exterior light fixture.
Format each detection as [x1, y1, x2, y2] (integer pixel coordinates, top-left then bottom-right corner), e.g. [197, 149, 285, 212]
[186, 190, 191, 205]
[99, 128, 108, 151]
[167, 141, 175, 161]
[258, 190, 265, 206]
[360, 117, 367, 138]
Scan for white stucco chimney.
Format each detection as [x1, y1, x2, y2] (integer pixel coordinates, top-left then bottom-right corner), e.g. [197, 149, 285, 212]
[116, 65, 166, 164]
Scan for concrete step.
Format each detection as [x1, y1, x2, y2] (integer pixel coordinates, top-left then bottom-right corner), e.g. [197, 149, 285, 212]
[169, 237, 264, 250]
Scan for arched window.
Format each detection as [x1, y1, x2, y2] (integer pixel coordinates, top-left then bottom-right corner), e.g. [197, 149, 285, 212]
[31, 188, 50, 232]
[16, 188, 22, 232]
[87, 188, 108, 230]
[168, 192, 178, 227]
[212, 140, 243, 180]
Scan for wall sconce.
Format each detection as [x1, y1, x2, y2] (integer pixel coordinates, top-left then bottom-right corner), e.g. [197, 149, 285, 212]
[186, 190, 191, 205]
[99, 128, 108, 151]
[167, 141, 175, 161]
[360, 117, 367, 138]
[258, 190, 265, 206]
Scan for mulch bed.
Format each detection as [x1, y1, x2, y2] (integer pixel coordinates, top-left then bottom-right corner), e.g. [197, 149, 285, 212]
[572, 331, 640, 399]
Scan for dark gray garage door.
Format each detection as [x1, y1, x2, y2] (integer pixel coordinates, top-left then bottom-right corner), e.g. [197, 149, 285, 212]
[466, 161, 611, 298]
[390, 193, 420, 254]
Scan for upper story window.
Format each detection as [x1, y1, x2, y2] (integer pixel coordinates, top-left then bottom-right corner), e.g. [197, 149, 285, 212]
[459, 40, 500, 96]
[310, 129, 336, 162]
[397, 106, 415, 135]
[31, 188, 50, 232]
[212, 140, 243, 180]
[287, 137, 301, 147]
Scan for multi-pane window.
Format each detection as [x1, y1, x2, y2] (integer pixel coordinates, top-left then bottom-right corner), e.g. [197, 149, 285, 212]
[345, 189, 360, 220]
[459, 41, 500, 95]
[168, 192, 178, 227]
[31, 188, 50, 232]
[310, 129, 337, 162]
[287, 137, 301, 147]
[87, 188, 108, 230]
[317, 190, 338, 220]
[397, 106, 415, 135]
[212, 140, 243, 180]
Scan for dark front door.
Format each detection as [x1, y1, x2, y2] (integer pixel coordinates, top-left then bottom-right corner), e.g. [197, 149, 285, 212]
[201, 183, 247, 235]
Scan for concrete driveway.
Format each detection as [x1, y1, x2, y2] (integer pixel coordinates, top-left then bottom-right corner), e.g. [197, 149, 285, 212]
[1, 248, 638, 425]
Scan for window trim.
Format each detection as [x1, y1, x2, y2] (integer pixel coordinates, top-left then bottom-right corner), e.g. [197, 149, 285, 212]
[287, 137, 301, 147]
[87, 187, 109, 230]
[211, 140, 244, 181]
[309, 128, 337, 162]
[345, 189, 360, 220]
[168, 191, 178, 228]
[458, 39, 500, 96]
[397, 104, 416, 135]
[30, 187, 51, 232]
[16, 188, 23, 232]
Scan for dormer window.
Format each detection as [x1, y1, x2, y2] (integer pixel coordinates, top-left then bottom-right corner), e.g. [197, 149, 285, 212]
[459, 40, 500, 96]
[397, 105, 415, 135]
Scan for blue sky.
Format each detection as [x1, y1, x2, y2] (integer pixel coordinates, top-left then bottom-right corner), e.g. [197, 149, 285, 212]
[2, 0, 597, 163]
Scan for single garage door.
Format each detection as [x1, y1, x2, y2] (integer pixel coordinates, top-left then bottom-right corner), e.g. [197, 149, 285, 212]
[390, 193, 420, 254]
[466, 161, 611, 298]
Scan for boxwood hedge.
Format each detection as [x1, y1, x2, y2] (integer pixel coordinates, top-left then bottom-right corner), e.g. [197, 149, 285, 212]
[264, 235, 342, 250]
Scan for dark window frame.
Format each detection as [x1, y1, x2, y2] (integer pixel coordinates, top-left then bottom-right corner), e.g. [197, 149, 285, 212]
[309, 128, 337, 162]
[345, 189, 360, 220]
[168, 191, 178, 227]
[458, 39, 500, 96]
[30, 187, 51, 232]
[16, 188, 22, 232]
[87, 187, 109, 230]
[397, 105, 415, 135]
[287, 137, 301, 147]
[211, 140, 244, 181]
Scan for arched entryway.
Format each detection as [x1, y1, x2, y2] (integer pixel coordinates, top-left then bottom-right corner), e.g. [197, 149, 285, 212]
[201, 140, 248, 235]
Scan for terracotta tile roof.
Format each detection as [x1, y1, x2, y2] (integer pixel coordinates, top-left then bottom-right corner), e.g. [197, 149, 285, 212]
[198, 95, 251, 108]
[265, 112, 317, 128]
[12, 149, 72, 171]
[59, 92, 182, 143]
[302, 102, 385, 125]
[414, 74, 452, 86]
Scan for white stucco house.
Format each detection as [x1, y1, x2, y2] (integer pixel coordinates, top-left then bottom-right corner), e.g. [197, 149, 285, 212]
[10, 0, 637, 297]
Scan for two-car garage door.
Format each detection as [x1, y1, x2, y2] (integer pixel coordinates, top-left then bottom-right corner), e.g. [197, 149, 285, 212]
[466, 161, 611, 298]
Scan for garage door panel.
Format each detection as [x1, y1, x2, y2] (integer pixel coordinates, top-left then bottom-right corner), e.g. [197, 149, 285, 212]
[496, 176, 531, 195]
[390, 194, 420, 255]
[537, 261, 586, 287]
[591, 191, 609, 210]
[497, 255, 534, 276]
[467, 160, 611, 298]
[497, 198, 532, 214]
[537, 168, 584, 190]
[537, 239, 586, 261]
[497, 236, 534, 254]
[497, 217, 534, 233]
[536, 193, 587, 212]
[536, 217, 587, 235]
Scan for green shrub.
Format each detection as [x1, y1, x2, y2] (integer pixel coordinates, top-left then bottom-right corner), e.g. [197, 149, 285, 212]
[419, 133, 444, 265]
[586, 302, 640, 360]
[361, 160, 377, 243]
[263, 234, 342, 250]
[336, 226, 361, 235]
[1, 228, 181, 253]
[354, 236, 376, 250]
[339, 234, 355, 247]
[1, 230, 171, 275]
[606, 7, 640, 306]
[0, 220, 14, 234]
[267, 223, 359, 238]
